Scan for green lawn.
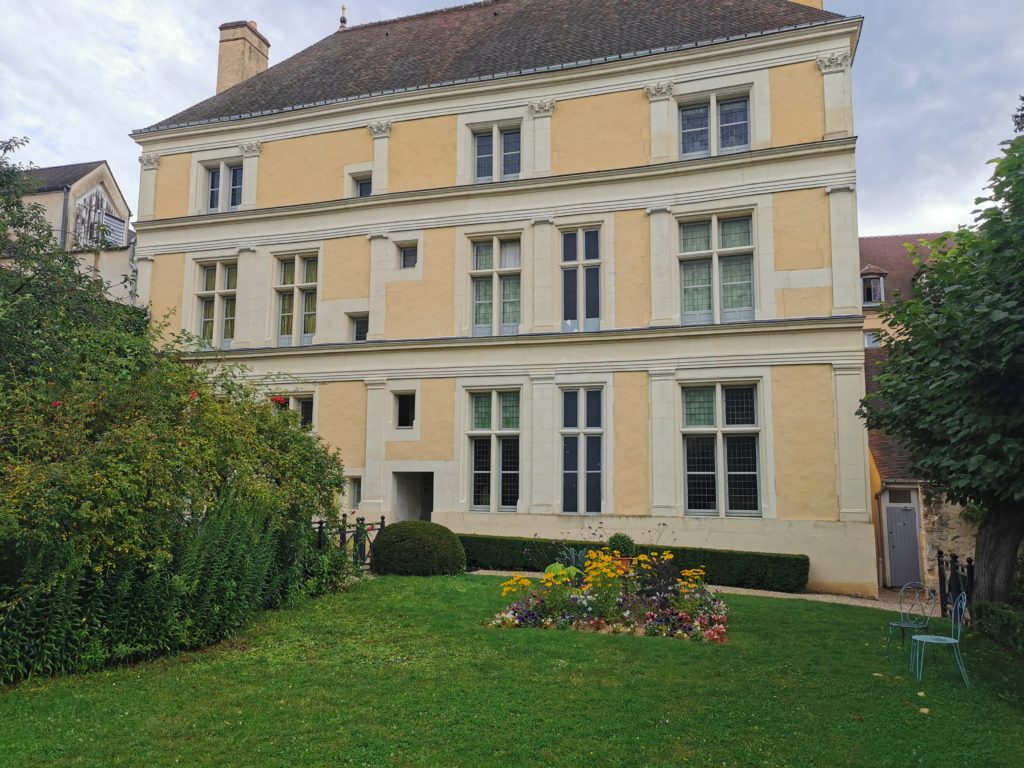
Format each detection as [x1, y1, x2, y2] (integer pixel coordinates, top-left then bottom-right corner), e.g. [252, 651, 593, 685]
[1, 576, 1022, 768]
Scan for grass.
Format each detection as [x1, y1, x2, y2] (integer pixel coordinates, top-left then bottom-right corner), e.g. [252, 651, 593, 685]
[1, 576, 1022, 768]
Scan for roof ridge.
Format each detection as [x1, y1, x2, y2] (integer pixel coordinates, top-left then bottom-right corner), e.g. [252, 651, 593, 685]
[860, 232, 944, 239]
[342, 0, 507, 33]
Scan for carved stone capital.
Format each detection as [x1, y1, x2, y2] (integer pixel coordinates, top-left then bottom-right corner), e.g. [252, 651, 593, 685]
[527, 98, 556, 117]
[643, 81, 674, 101]
[817, 52, 851, 75]
[367, 120, 392, 139]
[239, 140, 262, 158]
[138, 153, 160, 169]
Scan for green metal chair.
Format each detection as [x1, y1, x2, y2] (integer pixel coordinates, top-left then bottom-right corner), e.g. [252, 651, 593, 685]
[910, 591, 969, 688]
[885, 582, 934, 660]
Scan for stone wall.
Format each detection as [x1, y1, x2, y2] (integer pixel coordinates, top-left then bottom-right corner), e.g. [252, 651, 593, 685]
[920, 488, 976, 587]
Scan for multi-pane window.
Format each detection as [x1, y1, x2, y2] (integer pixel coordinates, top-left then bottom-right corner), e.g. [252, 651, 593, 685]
[862, 276, 884, 305]
[296, 397, 314, 428]
[679, 95, 750, 158]
[399, 245, 418, 269]
[474, 125, 521, 183]
[468, 390, 521, 511]
[561, 228, 601, 333]
[682, 384, 761, 518]
[470, 237, 521, 336]
[205, 162, 243, 213]
[561, 388, 603, 514]
[350, 314, 369, 342]
[195, 261, 237, 348]
[679, 214, 755, 325]
[276, 255, 318, 346]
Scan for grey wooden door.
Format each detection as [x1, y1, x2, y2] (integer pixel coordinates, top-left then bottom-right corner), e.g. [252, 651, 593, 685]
[886, 505, 921, 586]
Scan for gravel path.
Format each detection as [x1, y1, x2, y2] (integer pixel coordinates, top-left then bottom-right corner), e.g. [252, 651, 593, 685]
[469, 569, 901, 613]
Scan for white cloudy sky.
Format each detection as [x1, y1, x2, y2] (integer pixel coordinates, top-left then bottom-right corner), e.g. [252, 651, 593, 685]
[1, 0, 1020, 235]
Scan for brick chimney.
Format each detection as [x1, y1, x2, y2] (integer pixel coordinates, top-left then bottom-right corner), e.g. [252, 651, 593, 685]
[216, 21, 270, 94]
[789, 0, 824, 8]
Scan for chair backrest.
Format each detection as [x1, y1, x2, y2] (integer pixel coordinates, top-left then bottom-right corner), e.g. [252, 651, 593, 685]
[949, 592, 968, 641]
[898, 582, 935, 626]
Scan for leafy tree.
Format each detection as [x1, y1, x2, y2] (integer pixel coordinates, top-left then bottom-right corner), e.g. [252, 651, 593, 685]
[859, 136, 1024, 603]
[1014, 96, 1024, 134]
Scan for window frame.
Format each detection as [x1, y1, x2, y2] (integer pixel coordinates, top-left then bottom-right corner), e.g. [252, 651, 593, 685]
[274, 253, 319, 347]
[681, 383, 762, 518]
[398, 244, 419, 270]
[560, 226, 602, 333]
[469, 235, 522, 337]
[195, 259, 238, 349]
[395, 392, 416, 430]
[678, 91, 751, 159]
[467, 389, 522, 512]
[560, 386, 604, 515]
[677, 212, 756, 326]
[472, 123, 523, 183]
[349, 313, 370, 342]
[203, 160, 243, 213]
[862, 276, 885, 306]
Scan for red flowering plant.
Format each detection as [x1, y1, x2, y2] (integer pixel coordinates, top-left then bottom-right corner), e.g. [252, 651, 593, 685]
[270, 396, 288, 408]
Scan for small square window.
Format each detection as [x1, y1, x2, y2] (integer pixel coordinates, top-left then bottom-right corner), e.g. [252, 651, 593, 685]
[351, 314, 369, 342]
[357, 177, 372, 198]
[396, 393, 415, 428]
[400, 246, 418, 269]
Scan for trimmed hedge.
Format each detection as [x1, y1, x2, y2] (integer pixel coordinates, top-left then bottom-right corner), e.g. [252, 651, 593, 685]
[459, 534, 810, 593]
[371, 521, 466, 576]
[974, 601, 1024, 657]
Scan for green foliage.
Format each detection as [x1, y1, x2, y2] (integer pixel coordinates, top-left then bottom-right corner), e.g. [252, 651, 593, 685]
[606, 532, 638, 557]
[0, 139, 350, 684]
[857, 136, 1024, 601]
[974, 600, 1024, 656]
[459, 534, 809, 592]
[370, 521, 466, 576]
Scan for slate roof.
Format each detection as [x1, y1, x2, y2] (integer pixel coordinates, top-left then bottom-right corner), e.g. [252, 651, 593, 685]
[859, 233, 942, 304]
[22, 161, 105, 193]
[139, 0, 846, 134]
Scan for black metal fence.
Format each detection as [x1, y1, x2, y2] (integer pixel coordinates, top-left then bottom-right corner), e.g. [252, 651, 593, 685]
[937, 549, 974, 619]
[314, 514, 385, 568]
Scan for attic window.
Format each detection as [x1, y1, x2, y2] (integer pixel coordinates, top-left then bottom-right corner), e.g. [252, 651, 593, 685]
[862, 276, 884, 306]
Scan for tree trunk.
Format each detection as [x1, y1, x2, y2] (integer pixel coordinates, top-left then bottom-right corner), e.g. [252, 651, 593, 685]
[973, 505, 1024, 603]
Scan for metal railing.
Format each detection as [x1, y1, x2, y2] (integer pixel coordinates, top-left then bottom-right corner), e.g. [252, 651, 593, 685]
[937, 550, 974, 620]
[314, 514, 386, 568]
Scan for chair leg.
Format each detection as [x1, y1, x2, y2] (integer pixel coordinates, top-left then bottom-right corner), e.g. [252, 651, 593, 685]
[886, 625, 894, 660]
[916, 641, 926, 682]
[951, 645, 970, 688]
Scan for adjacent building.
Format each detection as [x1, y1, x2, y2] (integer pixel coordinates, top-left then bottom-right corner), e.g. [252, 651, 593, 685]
[132, 0, 876, 594]
[23, 161, 135, 302]
[860, 234, 976, 588]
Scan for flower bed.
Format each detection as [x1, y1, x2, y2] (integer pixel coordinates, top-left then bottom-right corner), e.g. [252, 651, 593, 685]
[490, 550, 729, 642]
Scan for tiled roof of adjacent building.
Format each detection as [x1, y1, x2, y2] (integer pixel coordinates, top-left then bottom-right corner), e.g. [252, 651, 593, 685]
[138, 0, 846, 134]
[859, 233, 942, 303]
[22, 161, 105, 193]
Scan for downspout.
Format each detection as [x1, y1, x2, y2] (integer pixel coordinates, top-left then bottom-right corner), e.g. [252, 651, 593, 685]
[59, 184, 71, 249]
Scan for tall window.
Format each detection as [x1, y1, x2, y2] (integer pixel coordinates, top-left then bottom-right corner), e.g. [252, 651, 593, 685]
[561, 228, 601, 332]
[682, 384, 761, 518]
[350, 478, 362, 511]
[474, 125, 521, 183]
[196, 261, 237, 348]
[679, 94, 750, 158]
[471, 237, 521, 336]
[561, 387, 602, 514]
[276, 255, 318, 346]
[468, 390, 521, 511]
[679, 214, 755, 325]
[206, 162, 243, 213]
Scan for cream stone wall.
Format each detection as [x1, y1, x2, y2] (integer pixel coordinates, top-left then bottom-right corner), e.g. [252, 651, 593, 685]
[613, 210, 651, 328]
[316, 381, 368, 471]
[773, 188, 832, 271]
[770, 61, 826, 147]
[148, 253, 186, 339]
[257, 129, 373, 208]
[385, 378, 456, 461]
[551, 90, 651, 175]
[153, 153, 192, 220]
[612, 371, 651, 516]
[772, 365, 839, 521]
[388, 116, 457, 192]
[776, 287, 833, 318]
[383, 227, 456, 339]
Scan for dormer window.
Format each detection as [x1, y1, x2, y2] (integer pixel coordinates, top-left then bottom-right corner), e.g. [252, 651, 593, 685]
[862, 276, 884, 306]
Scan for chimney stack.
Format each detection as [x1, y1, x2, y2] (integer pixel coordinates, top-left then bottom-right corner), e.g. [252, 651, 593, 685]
[216, 21, 270, 94]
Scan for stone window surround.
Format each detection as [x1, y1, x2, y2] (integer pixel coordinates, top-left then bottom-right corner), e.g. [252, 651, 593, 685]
[454, 221, 530, 338]
[187, 143, 261, 216]
[456, 100, 554, 185]
[554, 372, 615, 516]
[267, 244, 322, 347]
